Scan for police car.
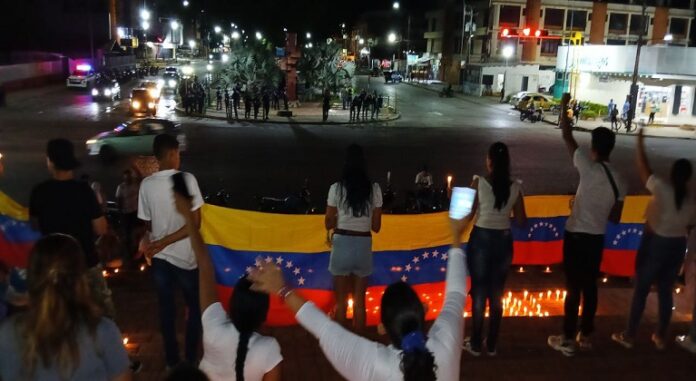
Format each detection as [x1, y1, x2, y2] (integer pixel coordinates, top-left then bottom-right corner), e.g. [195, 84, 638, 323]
[66, 64, 97, 89]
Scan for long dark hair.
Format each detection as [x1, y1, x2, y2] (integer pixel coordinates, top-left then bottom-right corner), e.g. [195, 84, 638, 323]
[671, 159, 692, 210]
[488, 142, 511, 210]
[231, 276, 270, 381]
[381, 282, 437, 381]
[339, 144, 373, 217]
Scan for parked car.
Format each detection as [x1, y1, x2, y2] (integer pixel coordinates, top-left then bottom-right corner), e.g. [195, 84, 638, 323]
[91, 78, 121, 101]
[129, 88, 158, 116]
[383, 70, 403, 83]
[516, 94, 553, 110]
[509, 91, 531, 105]
[86, 118, 186, 162]
[66, 64, 97, 89]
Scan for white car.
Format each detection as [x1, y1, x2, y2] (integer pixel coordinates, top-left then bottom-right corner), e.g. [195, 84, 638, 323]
[509, 91, 531, 105]
[86, 118, 186, 162]
[67, 64, 97, 89]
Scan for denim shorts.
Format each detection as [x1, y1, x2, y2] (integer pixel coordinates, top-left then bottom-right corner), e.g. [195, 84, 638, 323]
[329, 234, 373, 277]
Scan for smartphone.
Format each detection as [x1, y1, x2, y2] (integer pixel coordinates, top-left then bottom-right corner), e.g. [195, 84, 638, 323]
[449, 187, 476, 220]
[171, 172, 192, 199]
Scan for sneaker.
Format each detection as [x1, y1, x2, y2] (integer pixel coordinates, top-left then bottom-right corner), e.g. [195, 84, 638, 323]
[576, 332, 593, 351]
[129, 360, 143, 373]
[652, 334, 666, 351]
[611, 332, 634, 349]
[462, 338, 481, 357]
[484, 339, 497, 356]
[548, 335, 576, 357]
[676, 335, 696, 354]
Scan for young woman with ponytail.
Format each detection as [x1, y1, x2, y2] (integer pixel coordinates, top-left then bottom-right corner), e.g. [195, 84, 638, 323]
[0, 234, 131, 380]
[248, 211, 469, 381]
[173, 195, 281, 381]
[612, 128, 695, 351]
[463, 142, 527, 356]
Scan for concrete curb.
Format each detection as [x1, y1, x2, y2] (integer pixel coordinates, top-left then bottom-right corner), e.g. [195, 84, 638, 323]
[541, 117, 696, 140]
[174, 107, 401, 125]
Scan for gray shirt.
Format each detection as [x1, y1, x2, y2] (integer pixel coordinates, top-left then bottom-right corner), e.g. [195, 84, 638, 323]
[0, 317, 129, 381]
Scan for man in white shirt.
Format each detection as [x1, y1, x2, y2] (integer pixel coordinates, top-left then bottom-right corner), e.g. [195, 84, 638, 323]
[548, 94, 626, 357]
[138, 134, 204, 368]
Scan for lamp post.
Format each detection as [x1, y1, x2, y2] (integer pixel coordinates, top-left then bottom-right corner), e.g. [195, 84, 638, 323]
[502, 45, 513, 96]
[626, 0, 647, 133]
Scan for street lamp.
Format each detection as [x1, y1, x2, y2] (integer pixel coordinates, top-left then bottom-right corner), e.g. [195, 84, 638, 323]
[188, 40, 196, 48]
[255, 31, 263, 40]
[359, 38, 365, 45]
[170, 20, 179, 31]
[393, 1, 400, 10]
[388, 32, 397, 44]
[141, 21, 150, 31]
[306, 32, 311, 39]
[231, 31, 240, 40]
[214, 25, 222, 34]
[222, 54, 229, 63]
[206, 64, 213, 72]
[183, 0, 189, 7]
[502, 45, 514, 96]
[664, 33, 674, 41]
[140, 9, 151, 21]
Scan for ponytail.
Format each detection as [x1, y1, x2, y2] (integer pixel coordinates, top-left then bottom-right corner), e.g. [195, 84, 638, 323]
[400, 331, 437, 381]
[488, 142, 511, 211]
[235, 330, 253, 381]
[671, 159, 692, 211]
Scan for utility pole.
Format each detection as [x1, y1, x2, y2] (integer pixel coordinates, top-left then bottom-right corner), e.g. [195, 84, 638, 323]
[109, 0, 118, 42]
[460, 1, 466, 57]
[626, 0, 647, 133]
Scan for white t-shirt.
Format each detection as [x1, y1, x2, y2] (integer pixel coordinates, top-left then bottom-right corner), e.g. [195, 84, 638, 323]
[566, 149, 626, 235]
[415, 171, 433, 188]
[137, 169, 204, 270]
[199, 303, 283, 381]
[327, 182, 383, 232]
[295, 248, 466, 381]
[473, 175, 522, 230]
[116, 182, 139, 214]
[645, 175, 696, 237]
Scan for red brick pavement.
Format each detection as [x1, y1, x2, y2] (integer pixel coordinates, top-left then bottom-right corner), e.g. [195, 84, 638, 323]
[109, 267, 696, 381]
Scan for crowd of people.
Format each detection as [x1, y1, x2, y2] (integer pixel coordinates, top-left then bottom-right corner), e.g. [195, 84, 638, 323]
[1, 93, 695, 380]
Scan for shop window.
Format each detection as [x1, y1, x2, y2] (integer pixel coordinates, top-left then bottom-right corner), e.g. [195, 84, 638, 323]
[544, 8, 564, 30]
[609, 13, 628, 34]
[629, 14, 647, 35]
[669, 18, 688, 36]
[566, 10, 587, 30]
[607, 39, 626, 45]
[540, 39, 560, 56]
[499, 5, 521, 27]
[482, 75, 494, 86]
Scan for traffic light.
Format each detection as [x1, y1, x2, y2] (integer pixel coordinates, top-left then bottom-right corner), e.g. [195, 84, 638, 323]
[500, 28, 517, 38]
[522, 28, 531, 37]
[500, 28, 549, 39]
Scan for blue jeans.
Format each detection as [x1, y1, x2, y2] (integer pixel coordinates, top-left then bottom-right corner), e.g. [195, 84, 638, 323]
[152, 258, 201, 366]
[626, 232, 686, 338]
[467, 227, 513, 352]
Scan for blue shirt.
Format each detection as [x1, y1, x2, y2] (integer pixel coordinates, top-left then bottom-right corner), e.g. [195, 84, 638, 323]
[0, 317, 129, 381]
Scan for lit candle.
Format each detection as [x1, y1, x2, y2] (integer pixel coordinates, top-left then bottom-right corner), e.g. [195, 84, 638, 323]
[114, 268, 120, 274]
[139, 264, 146, 272]
[123, 337, 129, 345]
[518, 266, 525, 273]
[447, 175, 453, 189]
[676, 288, 682, 294]
[523, 290, 529, 300]
[547, 290, 552, 299]
[562, 290, 567, 300]
[544, 266, 552, 273]
[555, 289, 561, 300]
[102, 270, 108, 277]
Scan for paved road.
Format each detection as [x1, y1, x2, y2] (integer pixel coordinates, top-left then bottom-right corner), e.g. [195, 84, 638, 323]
[1, 73, 695, 211]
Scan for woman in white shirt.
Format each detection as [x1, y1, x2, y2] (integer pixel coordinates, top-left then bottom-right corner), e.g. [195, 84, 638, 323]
[248, 219, 469, 381]
[173, 195, 282, 381]
[463, 142, 526, 356]
[612, 129, 695, 350]
[325, 144, 382, 331]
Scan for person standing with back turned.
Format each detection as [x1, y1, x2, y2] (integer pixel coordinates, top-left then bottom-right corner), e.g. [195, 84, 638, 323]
[548, 93, 626, 356]
[138, 134, 205, 368]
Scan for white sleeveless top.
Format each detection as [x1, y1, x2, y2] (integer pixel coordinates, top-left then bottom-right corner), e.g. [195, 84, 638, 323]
[473, 175, 522, 230]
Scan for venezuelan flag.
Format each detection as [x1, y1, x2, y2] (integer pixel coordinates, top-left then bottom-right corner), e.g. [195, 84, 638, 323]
[0, 191, 40, 268]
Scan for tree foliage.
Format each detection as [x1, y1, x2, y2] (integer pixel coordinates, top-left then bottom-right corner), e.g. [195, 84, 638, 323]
[297, 41, 354, 94]
[218, 43, 283, 95]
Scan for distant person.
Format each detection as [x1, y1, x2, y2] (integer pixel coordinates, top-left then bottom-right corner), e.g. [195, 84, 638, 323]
[272, 89, 280, 110]
[607, 99, 615, 118]
[244, 93, 252, 119]
[548, 94, 626, 357]
[253, 95, 261, 120]
[610, 105, 619, 130]
[173, 192, 283, 381]
[233, 88, 241, 119]
[355, 93, 363, 120]
[29, 139, 112, 316]
[248, 209, 468, 381]
[216, 87, 222, 111]
[116, 169, 140, 261]
[648, 101, 660, 125]
[622, 97, 631, 121]
[0, 235, 131, 381]
[138, 134, 204, 368]
[370, 91, 380, 119]
[224, 89, 231, 118]
[463, 142, 526, 357]
[350, 96, 358, 122]
[415, 165, 433, 191]
[363, 93, 372, 119]
[676, 228, 696, 354]
[262, 91, 271, 120]
[415, 165, 434, 212]
[612, 129, 694, 351]
[500, 84, 505, 103]
[325, 145, 382, 331]
[374, 93, 383, 119]
[322, 89, 331, 122]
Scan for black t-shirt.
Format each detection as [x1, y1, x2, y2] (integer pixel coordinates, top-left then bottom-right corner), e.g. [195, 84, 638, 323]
[29, 179, 103, 268]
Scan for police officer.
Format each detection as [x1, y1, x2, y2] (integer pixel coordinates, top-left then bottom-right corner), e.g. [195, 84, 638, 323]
[262, 91, 271, 120]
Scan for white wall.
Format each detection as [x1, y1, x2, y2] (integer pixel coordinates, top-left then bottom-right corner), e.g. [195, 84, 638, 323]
[573, 73, 632, 107]
[0, 60, 64, 85]
[481, 64, 547, 95]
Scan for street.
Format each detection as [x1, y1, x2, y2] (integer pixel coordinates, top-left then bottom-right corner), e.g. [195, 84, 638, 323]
[1, 74, 695, 211]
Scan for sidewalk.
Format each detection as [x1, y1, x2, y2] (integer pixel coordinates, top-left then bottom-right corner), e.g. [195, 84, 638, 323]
[176, 101, 400, 125]
[542, 115, 696, 140]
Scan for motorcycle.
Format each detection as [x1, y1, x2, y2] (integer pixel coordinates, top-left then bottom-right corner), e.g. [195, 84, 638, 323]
[520, 107, 543, 123]
[256, 179, 315, 214]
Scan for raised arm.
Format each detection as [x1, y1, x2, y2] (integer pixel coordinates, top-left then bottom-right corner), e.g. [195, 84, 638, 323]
[559, 93, 578, 158]
[174, 194, 217, 313]
[636, 128, 653, 185]
[513, 190, 527, 227]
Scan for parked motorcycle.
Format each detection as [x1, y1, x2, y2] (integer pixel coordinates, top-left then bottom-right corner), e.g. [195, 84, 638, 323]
[256, 179, 315, 214]
[520, 107, 543, 123]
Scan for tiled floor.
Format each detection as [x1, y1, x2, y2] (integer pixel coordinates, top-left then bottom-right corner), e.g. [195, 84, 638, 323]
[109, 266, 696, 381]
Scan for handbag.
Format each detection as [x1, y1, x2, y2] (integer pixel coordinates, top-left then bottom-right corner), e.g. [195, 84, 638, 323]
[599, 162, 622, 224]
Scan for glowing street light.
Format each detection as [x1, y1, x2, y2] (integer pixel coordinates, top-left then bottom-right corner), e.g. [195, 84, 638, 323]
[231, 31, 240, 40]
[502, 45, 514, 59]
[393, 1, 400, 10]
[255, 31, 263, 40]
[183, 0, 189, 6]
[188, 40, 196, 48]
[306, 32, 311, 39]
[206, 63, 213, 72]
[359, 38, 365, 45]
[664, 33, 674, 41]
[222, 54, 229, 62]
[223, 35, 230, 43]
[117, 27, 126, 39]
[140, 9, 151, 21]
[388, 32, 397, 43]
[214, 25, 222, 34]
[141, 21, 150, 31]
[170, 20, 179, 31]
